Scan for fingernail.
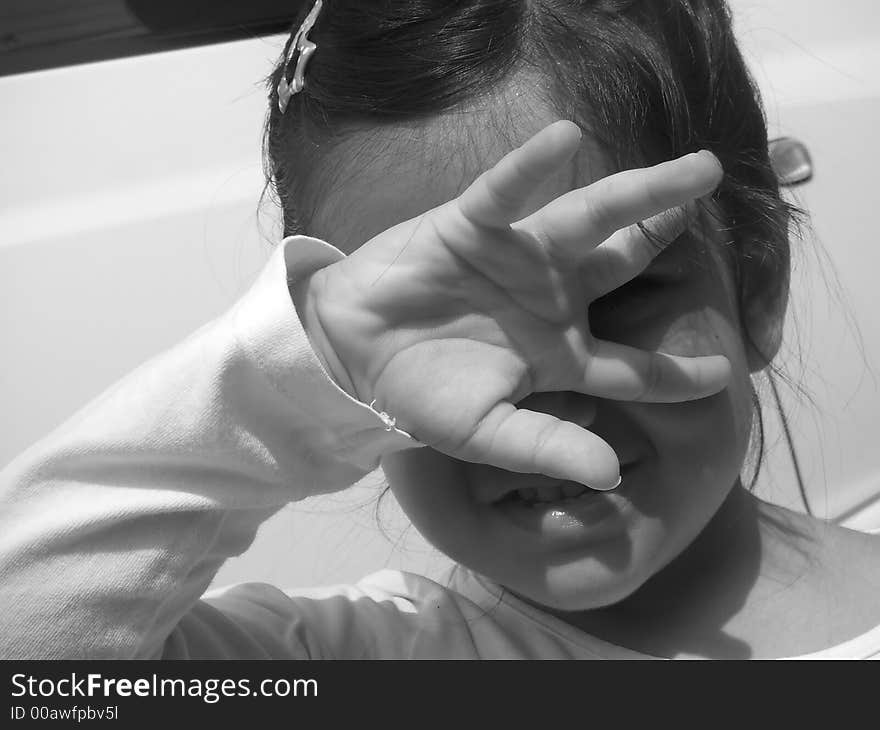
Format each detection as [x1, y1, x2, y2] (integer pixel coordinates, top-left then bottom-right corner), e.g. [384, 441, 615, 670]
[555, 119, 582, 140]
[591, 475, 622, 492]
[697, 149, 724, 174]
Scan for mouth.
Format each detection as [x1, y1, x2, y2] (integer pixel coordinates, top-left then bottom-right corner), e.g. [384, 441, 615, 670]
[493, 481, 595, 507]
[489, 467, 638, 544]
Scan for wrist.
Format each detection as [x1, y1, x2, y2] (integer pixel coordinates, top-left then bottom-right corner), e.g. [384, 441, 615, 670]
[291, 266, 361, 401]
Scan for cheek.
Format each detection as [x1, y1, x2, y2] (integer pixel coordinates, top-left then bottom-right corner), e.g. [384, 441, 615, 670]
[630, 306, 755, 484]
[382, 449, 477, 556]
[661, 307, 753, 407]
[659, 303, 752, 401]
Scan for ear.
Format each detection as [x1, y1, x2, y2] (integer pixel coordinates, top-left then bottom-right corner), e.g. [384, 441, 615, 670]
[739, 242, 790, 373]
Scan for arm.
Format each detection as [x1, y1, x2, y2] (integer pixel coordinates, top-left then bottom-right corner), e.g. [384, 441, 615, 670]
[0, 121, 727, 659]
[0, 235, 420, 659]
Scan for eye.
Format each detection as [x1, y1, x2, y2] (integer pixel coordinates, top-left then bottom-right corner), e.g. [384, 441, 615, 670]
[588, 276, 666, 337]
[592, 272, 672, 307]
[590, 231, 693, 310]
[624, 273, 670, 290]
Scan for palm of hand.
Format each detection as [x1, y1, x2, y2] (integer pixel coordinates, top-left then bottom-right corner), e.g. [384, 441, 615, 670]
[317, 121, 727, 489]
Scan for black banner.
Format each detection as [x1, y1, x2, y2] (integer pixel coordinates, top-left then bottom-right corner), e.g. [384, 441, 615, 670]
[0, 660, 862, 724]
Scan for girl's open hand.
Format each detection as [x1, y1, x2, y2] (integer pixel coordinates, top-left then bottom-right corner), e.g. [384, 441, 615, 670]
[305, 120, 728, 490]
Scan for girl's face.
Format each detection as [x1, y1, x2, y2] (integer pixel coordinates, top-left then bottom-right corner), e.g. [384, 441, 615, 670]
[312, 112, 771, 612]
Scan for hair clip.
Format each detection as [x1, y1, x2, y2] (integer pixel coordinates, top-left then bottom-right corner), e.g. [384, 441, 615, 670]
[277, 0, 324, 113]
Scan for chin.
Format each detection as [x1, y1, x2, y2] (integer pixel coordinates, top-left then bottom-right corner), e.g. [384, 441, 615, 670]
[503, 556, 654, 613]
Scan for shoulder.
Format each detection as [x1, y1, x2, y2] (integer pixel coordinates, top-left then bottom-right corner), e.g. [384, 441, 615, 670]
[201, 570, 484, 659]
[763, 504, 880, 584]
[749, 505, 880, 654]
[799, 519, 880, 642]
[819, 521, 880, 588]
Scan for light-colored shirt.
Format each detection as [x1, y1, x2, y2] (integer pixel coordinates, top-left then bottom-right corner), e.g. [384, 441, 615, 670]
[1, 236, 878, 660]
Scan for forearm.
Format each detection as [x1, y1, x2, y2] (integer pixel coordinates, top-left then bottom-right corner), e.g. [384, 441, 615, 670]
[0, 236, 419, 659]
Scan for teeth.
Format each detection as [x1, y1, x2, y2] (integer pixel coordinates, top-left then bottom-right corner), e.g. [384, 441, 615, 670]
[561, 483, 587, 498]
[535, 485, 563, 502]
[513, 483, 589, 506]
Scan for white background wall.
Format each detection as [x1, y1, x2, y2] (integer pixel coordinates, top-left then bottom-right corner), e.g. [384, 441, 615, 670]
[1, 1, 878, 591]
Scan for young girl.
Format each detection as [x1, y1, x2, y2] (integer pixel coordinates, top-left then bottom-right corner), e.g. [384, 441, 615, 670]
[2, 0, 879, 660]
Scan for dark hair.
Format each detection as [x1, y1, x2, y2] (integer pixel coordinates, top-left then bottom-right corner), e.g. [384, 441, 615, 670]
[263, 0, 803, 500]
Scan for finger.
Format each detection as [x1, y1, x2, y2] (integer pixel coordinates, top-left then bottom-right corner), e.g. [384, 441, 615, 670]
[455, 401, 621, 491]
[514, 150, 722, 262]
[580, 204, 691, 298]
[455, 120, 582, 230]
[570, 340, 732, 402]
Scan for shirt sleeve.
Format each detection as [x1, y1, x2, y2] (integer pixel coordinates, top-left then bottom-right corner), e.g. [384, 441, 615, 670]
[0, 235, 423, 659]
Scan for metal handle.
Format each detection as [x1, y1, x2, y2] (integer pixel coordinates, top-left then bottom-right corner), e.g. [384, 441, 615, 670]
[769, 137, 813, 187]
